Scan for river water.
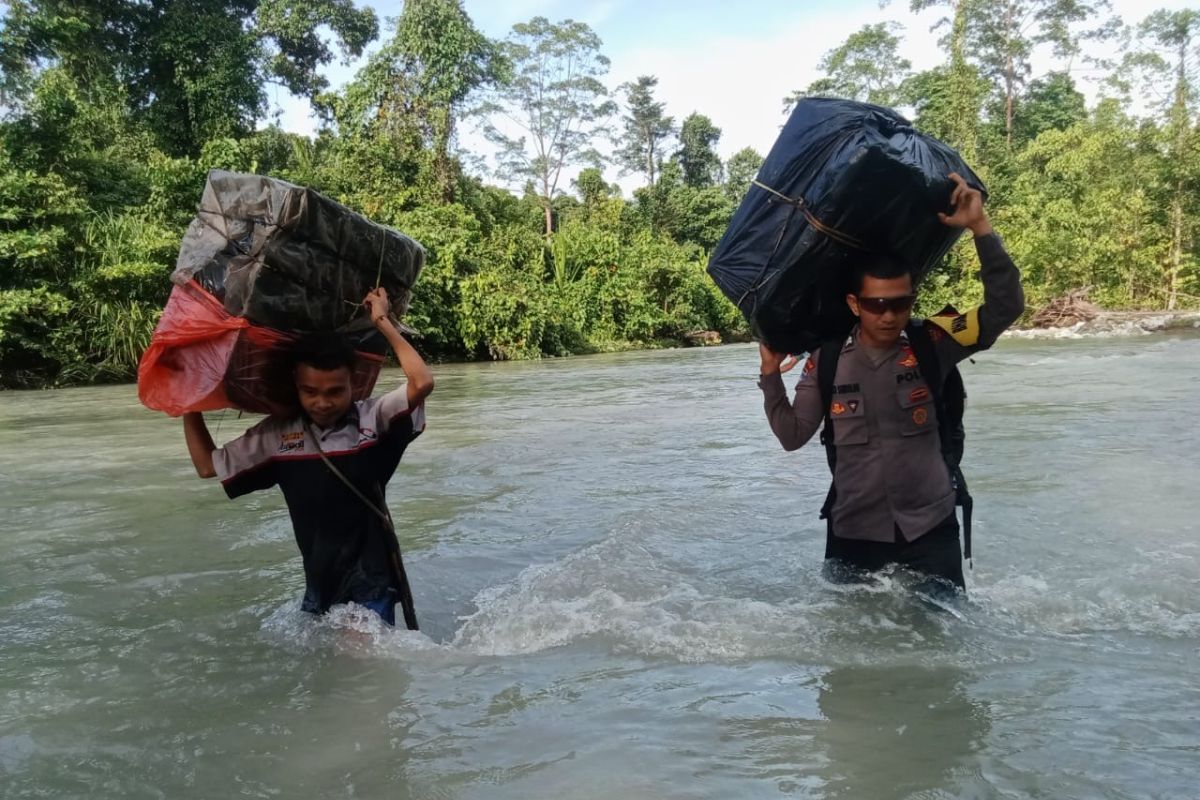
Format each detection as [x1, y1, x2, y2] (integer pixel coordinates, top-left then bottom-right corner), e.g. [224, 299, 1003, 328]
[1, 330, 1198, 799]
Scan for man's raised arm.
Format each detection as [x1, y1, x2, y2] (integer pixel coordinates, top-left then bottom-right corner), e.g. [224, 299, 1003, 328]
[365, 288, 434, 409]
[183, 412, 217, 479]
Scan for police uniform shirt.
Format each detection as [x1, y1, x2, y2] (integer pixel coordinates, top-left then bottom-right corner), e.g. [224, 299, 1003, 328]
[759, 233, 1024, 543]
[212, 388, 425, 613]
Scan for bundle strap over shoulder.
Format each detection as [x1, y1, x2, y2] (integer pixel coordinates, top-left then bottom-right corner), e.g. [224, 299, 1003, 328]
[303, 419, 420, 630]
[906, 322, 974, 564]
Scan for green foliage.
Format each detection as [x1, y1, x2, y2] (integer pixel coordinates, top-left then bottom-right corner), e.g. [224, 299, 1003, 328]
[479, 16, 617, 234]
[0, 286, 80, 386]
[0, 153, 86, 285]
[993, 110, 1169, 307]
[1, 0, 378, 156]
[723, 147, 764, 204]
[337, 0, 505, 203]
[458, 263, 548, 359]
[674, 113, 723, 188]
[0, 1, 1197, 387]
[968, 1, 1113, 148]
[615, 75, 675, 186]
[633, 162, 735, 251]
[392, 203, 486, 359]
[1010, 72, 1088, 145]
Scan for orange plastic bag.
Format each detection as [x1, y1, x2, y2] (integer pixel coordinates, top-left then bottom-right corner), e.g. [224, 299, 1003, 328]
[138, 282, 382, 417]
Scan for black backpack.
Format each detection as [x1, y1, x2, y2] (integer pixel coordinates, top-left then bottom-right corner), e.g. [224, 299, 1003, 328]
[815, 318, 974, 562]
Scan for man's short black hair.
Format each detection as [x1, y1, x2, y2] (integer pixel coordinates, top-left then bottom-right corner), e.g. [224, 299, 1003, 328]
[849, 252, 915, 295]
[291, 331, 357, 373]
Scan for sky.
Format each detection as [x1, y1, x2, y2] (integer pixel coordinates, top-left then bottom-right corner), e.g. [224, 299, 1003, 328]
[265, 0, 1200, 195]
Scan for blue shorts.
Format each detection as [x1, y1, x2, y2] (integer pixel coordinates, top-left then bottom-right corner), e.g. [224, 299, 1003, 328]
[358, 595, 396, 626]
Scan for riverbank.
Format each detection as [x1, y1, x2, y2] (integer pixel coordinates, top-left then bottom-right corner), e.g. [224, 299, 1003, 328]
[3, 309, 1196, 393]
[1011, 309, 1200, 339]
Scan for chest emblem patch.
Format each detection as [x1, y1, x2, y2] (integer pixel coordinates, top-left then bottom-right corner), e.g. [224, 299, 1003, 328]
[831, 401, 847, 416]
[909, 387, 930, 404]
[898, 346, 918, 369]
[278, 431, 305, 453]
[912, 407, 929, 426]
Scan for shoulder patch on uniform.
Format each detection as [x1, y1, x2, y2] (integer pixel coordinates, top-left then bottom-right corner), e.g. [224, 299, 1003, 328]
[927, 307, 981, 347]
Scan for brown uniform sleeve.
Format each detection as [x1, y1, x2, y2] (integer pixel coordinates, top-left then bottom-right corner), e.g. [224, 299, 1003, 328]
[758, 355, 825, 451]
[929, 232, 1025, 372]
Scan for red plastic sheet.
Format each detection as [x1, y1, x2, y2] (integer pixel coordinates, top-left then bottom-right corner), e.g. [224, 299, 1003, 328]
[138, 282, 382, 417]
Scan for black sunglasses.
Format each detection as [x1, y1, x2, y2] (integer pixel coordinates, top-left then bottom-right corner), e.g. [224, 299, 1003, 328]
[855, 294, 916, 315]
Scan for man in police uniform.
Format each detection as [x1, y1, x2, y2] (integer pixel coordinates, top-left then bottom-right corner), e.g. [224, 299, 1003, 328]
[757, 173, 1024, 591]
[182, 288, 434, 625]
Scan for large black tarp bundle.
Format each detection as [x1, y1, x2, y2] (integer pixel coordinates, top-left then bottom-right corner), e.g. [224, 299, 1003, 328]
[141, 170, 426, 417]
[173, 169, 425, 352]
[707, 98, 986, 354]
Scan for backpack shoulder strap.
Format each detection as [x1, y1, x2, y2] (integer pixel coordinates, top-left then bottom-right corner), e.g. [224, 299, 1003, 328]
[816, 337, 843, 472]
[907, 321, 943, 409]
[907, 321, 975, 564]
[816, 337, 844, 527]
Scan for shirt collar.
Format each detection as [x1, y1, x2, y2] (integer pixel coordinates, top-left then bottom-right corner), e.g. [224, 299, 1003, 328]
[306, 403, 360, 440]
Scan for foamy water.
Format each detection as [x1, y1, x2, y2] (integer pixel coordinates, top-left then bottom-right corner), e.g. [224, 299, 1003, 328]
[2, 332, 1198, 798]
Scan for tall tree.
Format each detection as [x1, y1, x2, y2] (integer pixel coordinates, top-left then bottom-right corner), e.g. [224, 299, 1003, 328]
[1125, 9, 1200, 310]
[967, 0, 1112, 150]
[330, 0, 504, 202]
[909, 0, 982, 163]
[0, 0, 378, 155]
[479, 17, 616, 236]
[1011, 71, 1087, 144]
[393, 0, 505, 202]
[784, 22, 912, 110]
[674, 112, 722, 188]
[615, 75, 675, 187]
[572, 166, 618, 207]
[724, 147, 764, 203]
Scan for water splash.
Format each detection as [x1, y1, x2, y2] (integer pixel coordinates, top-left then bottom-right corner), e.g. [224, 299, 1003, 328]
[1008, 313, 1200, 340]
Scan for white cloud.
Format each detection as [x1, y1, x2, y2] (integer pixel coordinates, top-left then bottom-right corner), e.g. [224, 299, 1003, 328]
[610, 5, 938, 163]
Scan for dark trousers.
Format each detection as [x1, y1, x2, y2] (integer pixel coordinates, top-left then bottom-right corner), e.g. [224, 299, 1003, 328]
[824, 512, 965, 592]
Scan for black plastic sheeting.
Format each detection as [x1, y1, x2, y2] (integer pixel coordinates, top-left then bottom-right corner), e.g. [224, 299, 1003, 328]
[707, 98, 985, 354]
[172, 170, 426, 353]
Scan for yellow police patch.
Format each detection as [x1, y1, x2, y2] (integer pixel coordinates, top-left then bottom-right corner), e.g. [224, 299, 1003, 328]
[928, 307, 981, 347]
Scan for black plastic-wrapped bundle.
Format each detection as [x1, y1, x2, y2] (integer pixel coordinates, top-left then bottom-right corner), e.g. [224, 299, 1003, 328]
[140, 171, 425, 417]
[173, 170, 425, 353]
[707, 98, 986, 354]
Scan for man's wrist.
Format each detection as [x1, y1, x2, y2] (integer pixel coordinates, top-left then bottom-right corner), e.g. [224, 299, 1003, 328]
[970, 220, 994, 237]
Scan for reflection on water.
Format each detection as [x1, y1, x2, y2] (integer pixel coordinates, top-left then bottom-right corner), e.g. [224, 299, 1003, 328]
[814, 666, 989, 799]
